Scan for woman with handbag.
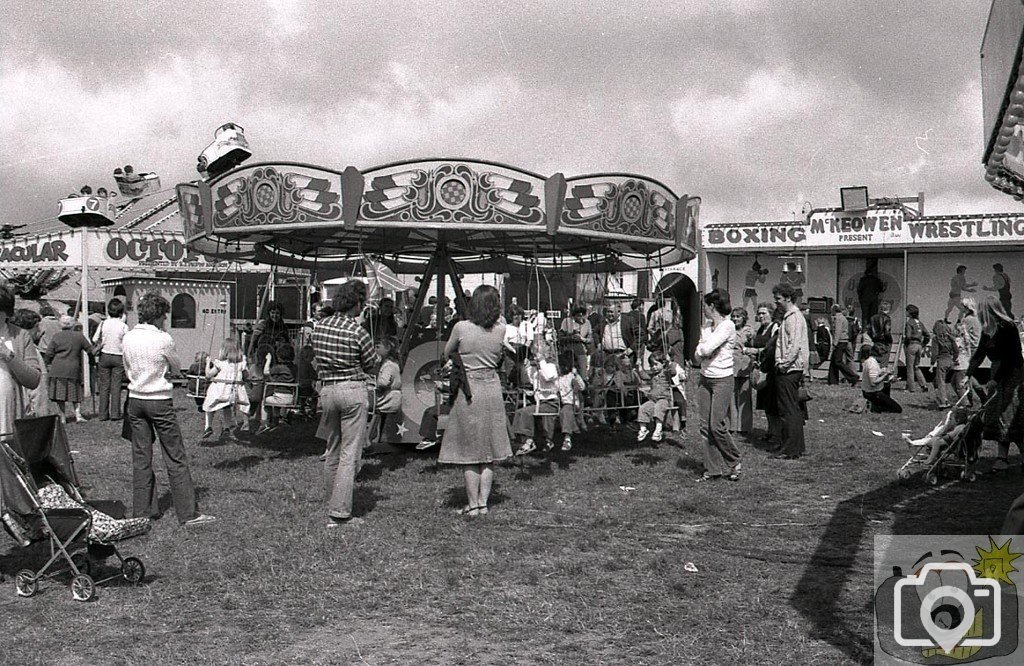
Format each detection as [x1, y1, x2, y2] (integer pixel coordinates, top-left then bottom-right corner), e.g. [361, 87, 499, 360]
[745, 303, 782, 449]
[729, 307, 755, 434]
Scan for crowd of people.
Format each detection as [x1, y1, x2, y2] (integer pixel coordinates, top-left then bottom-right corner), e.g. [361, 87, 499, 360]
[1, 274, 1022, 532]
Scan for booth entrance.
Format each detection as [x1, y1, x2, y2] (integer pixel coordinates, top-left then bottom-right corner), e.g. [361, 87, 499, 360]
[102, 277, 231, 365]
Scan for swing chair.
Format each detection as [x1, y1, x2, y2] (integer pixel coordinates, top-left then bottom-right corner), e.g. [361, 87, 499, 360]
[175, 154, 699, 444]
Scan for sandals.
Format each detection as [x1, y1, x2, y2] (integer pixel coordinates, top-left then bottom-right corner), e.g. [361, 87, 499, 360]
[455, 504, 489, 517]
[696, 473, 720, 483]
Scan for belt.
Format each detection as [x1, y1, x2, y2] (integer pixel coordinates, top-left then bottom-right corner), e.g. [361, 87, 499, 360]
[321, 378, 365, 386]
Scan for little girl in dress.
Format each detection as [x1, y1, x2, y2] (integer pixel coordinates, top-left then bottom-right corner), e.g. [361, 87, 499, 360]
[372, 336, 403, 443]
[202, 338, 249, 439]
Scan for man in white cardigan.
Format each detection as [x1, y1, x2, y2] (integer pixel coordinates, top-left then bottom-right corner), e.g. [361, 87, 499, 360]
[122, 293, 215, 527]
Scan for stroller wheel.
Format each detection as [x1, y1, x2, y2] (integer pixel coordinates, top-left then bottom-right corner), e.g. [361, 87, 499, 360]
[121, 557, 145, 586]
[897, 468, 911, 481]
[926, 473, 939, 486]
[70, 574, 95, 602]
[14, 570, 38, 597]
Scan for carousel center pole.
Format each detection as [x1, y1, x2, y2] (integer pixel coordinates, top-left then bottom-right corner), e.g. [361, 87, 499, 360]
[397, 250, 440, 369]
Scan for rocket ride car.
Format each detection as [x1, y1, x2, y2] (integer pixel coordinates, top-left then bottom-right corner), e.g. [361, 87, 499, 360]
[196, 123, 251, 179]
[57, 185, 116, 227]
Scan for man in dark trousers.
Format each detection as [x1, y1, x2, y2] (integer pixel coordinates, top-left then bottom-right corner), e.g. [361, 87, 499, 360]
[771, 283, 809, 460]
[827, 304, 859, 385]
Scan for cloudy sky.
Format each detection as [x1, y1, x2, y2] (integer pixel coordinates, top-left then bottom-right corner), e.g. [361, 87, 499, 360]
[0, 0, 1017, 232]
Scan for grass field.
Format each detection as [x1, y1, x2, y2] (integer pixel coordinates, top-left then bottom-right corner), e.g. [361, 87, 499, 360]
[2, 381, 1022, 665]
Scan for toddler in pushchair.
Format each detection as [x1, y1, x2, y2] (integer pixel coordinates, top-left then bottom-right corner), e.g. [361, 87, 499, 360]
[898, 391, 986, 486]
[1, 415, 150, 601]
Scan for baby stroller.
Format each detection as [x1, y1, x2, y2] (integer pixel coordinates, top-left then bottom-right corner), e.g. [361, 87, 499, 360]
[1, 415, 150, 601]
[897, 392, 989, 486]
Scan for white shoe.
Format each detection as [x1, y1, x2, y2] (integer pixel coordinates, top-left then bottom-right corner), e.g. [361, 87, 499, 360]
[636, 426, 650, 442]
[415, 439, 437, 451]
[516, 439, 536, 456]
[561, 436, 572, 452]
[652, 426, 664, 442]
[183, 514, 217, 527]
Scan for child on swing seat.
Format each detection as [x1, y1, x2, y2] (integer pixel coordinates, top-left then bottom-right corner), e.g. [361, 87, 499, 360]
[188, 352, 209, 412]
[636, 351, 672, 443]
[513, 343, 559, 455]
[257, 343, 297, 434]
[202, 338, 249, 439]
[555, 350, 586, 452]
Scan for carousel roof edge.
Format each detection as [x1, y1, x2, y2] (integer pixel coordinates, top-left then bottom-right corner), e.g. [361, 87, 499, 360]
[201, 159, 688, 198]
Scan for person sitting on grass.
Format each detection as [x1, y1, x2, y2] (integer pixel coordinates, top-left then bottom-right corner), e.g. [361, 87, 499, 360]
[861, 342, 902, 413]
[257, 343, 297, 435]
[903, 401, 973, 465]
[636, 351, 673, 444]
[555, 350, 586, 452]
[201, 337, 249, 440]
[513, 344, 559, 455]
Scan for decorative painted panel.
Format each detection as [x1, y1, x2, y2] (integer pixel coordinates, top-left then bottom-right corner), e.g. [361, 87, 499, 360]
[561, 176, 676, 243]
[359, 161, 545, 226]
[176, 183, 204, 239]
[209, 164, 343, 230]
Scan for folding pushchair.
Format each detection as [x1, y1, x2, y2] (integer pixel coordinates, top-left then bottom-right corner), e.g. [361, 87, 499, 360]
[1, 415, 150, 601]
[897, 391, 990, 486]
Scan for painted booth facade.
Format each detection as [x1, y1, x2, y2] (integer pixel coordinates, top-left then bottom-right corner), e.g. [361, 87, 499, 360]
[702, 207, 1024, 365]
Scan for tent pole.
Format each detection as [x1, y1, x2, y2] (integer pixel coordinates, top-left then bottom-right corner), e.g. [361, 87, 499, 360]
[80, 229, 91, 400]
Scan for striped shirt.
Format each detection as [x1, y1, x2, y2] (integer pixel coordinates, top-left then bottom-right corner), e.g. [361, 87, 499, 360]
[311, 314, 377, 383]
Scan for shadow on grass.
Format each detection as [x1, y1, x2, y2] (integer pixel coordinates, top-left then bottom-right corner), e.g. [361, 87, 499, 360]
[792, 463, 1024, 662]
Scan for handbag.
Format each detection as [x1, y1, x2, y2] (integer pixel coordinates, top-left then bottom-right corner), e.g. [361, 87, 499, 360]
[750, 366, 768, 391]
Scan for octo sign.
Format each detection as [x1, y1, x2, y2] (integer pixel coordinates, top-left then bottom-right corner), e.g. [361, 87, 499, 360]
[105, 237, 201, 263]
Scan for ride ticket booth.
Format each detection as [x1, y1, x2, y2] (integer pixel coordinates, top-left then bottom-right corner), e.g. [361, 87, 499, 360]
[702, 204, 1024, 368]
[102, 276, 231, 365]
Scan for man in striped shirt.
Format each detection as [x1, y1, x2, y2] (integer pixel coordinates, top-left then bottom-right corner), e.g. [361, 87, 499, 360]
[312, 281, 378, 528]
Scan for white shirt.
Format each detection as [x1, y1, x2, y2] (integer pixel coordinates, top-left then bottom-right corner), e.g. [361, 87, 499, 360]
[696, 318, 736, 379]
[602, 319, 625, 351]
[93, 317, 129, 356]
[123, 323, 181, 400]
[504, 320, 535, 347]
[528, 359, 559, 403]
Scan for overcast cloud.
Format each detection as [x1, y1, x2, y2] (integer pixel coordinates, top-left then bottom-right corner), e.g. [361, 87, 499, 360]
[0, 0, 1016, 232]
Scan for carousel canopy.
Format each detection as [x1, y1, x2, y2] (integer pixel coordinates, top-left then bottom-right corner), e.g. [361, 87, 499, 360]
[176, 159, 699, 273]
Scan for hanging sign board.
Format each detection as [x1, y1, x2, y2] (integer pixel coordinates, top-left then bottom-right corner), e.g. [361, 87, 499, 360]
[703, 209, 1024, 251]
[0, 230, 270, 272]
